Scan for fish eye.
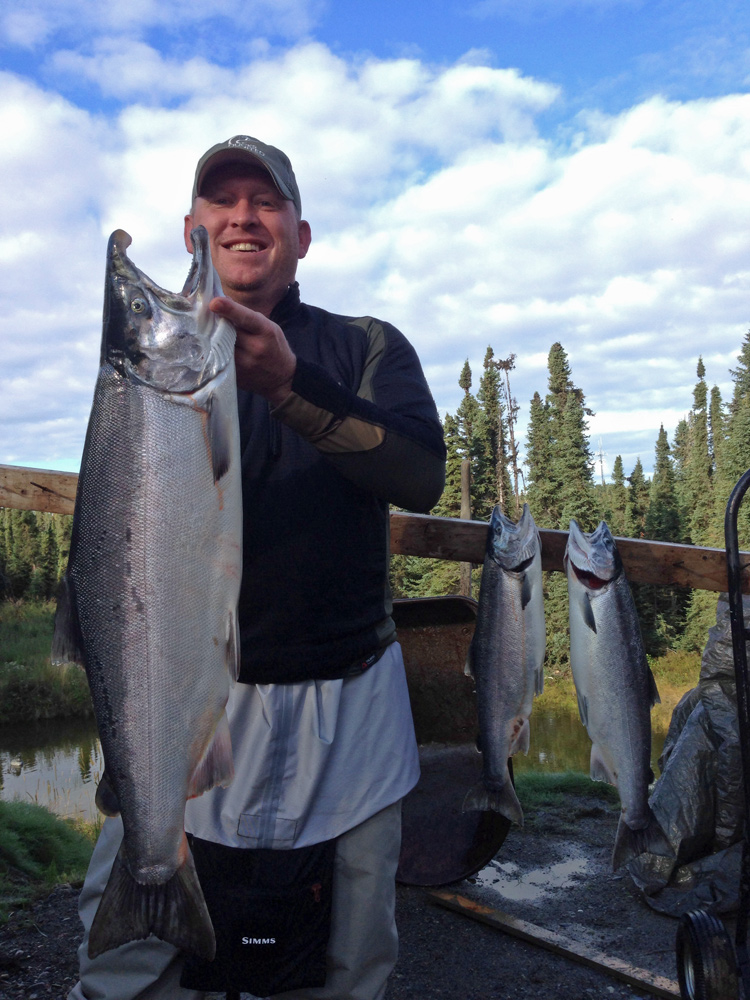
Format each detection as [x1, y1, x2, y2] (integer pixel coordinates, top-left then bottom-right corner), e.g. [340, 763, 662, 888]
[130, 298, 148, 314]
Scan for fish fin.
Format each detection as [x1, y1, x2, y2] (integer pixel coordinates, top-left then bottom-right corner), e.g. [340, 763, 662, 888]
[207, 391, 233, 483]
[464, 645, 475, 678]
[590, 744, 617, 785]
[580, 591, 597, 633]
[462, 777, 523, 827]
[226, 608, 240, 683]
[94, 770, 120, 818]
[188, 712, 234, 798]
[88, 836, 215, 961]
[510, 718, 530, 756]
[521, 573, 532, 610]
[534, 661, 544, 698]
[576, 692, 588, 728]
[647, 666, 660, 707]
[51, 575, 85, 668]
[611, 810, 673, 871]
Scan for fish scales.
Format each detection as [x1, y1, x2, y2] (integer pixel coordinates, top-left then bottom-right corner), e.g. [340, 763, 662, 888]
[565, 519, 670, 869]
[53, 228, 241, 960]
[463, 504, 545, 826]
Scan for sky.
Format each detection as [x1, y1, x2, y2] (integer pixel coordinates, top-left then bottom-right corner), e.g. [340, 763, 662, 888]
[2, 0, 750, 484]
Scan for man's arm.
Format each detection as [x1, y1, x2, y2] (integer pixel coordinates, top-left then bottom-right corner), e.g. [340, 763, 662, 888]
[271, 317, 446, 514]
[210, 297, 446, 513]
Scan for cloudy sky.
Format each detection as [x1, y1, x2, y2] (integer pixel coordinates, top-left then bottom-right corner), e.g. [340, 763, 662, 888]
[2, 0, 750, 483]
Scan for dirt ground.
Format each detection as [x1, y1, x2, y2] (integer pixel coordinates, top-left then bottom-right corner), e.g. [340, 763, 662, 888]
[0, 789, 684, 1000]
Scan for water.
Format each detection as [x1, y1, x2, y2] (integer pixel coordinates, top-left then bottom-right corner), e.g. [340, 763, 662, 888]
[512, 704, 670, 777]
[0, 702, 673, 822]
[0, 717, 103, 822]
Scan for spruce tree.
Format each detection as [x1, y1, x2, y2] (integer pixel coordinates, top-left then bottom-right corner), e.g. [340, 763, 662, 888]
[525, 391, 554, 527]
[643, 426, 687, 653]
[608, 456, 628, 537]
[685, 358, 714, 546]
[678, 359, 719, 651]
[624, 459, 649, 539]
[724, 333, 750, 547]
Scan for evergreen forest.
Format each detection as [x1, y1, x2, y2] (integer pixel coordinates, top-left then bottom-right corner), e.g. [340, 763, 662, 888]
[3, 331, 750, 675]
[391, 331, 750, 672]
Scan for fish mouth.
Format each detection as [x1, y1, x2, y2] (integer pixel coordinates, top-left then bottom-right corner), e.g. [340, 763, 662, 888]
[488, 503, 540, 571]
[104, 227, 234, 392]
[565, 519, 621, 587]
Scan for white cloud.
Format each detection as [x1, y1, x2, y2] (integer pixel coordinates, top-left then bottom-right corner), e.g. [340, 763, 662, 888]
[3, 43, 750, 480]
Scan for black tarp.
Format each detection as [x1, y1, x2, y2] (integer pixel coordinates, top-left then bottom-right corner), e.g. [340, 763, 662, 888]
[627, 595, 746, 916]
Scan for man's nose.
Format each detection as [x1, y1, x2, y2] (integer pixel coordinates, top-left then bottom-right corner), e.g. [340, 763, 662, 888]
[230, 199, 259, 226]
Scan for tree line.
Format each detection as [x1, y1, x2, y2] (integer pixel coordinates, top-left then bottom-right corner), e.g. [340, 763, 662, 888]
[0, 509, 72, 601]
[4, 331, 750, 672]
[392, 331, 750, 671]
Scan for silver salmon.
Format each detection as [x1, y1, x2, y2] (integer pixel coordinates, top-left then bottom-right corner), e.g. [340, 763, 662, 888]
[463, 504, 545, 826]
[565, 519, 669, 869]
[52, 227, 241, 960]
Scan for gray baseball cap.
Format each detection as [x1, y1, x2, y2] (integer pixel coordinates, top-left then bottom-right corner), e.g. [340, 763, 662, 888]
[191, 135, 301, 216]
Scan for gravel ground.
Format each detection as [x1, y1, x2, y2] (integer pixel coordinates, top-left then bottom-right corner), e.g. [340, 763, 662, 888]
[0, 792, 684, 1000]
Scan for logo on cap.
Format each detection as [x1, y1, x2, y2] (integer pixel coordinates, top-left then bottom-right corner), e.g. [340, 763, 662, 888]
[228, 136, 267, 161]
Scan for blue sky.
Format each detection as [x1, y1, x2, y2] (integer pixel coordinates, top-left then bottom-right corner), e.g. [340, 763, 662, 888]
[2, 0, 750, 484]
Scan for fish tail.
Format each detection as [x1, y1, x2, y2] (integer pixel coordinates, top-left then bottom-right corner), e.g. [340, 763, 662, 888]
[611, 810, 673, 871]
[88, 838, 215, 961]
[462, 779, 524, 827]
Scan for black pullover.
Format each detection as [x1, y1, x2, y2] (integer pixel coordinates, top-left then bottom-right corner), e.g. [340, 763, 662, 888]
[236, 283, 446, 684]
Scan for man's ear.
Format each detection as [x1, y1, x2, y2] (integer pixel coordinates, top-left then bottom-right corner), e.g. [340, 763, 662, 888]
[183, 216, 195, 253]
[298, 220, 312, 259]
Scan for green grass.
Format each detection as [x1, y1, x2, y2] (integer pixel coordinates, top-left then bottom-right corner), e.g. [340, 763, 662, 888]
[0, 800, 96, 922]
[0, 599, 58, 668]
[537, 648, 700, 720]
[0, 599, 93, 724]
[514, 769, 620, 811]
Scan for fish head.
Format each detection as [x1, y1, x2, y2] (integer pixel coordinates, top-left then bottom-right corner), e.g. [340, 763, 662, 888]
[564, 519, 622, 590]
[102, 227, 234, 393]
[486, 503, 541, 573]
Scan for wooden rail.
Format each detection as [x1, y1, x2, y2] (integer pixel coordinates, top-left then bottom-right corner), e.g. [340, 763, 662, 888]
[2, 463, 748, 592]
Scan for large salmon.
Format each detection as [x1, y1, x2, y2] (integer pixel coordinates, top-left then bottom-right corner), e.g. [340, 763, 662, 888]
[52, 227, 241, 960]
[463, 504, 545, 826]
[565, 519, 669, 869]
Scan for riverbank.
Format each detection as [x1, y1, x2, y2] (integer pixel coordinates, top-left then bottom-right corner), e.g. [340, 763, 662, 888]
[0, 601, 92, 725]
[0, 597, 700, 728]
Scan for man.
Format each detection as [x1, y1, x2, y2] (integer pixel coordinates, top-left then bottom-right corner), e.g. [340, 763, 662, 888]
[69, 135, 446, 1000]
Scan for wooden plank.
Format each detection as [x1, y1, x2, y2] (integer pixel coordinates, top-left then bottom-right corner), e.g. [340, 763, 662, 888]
[429, 890, 680, 999]
[390, 510, 745, 593]
[1, 462, 747, 592]
[0, 464, 77, 516]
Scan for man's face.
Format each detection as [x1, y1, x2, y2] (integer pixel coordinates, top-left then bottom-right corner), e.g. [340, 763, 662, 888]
[184, 164, 311, 317]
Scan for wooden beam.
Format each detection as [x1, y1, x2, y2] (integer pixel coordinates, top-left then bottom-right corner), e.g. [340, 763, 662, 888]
[1, 463, 747, 592]
[429, 890, 679, 999]
[390, 510, 745, 593]
[0, 464, 77, 516]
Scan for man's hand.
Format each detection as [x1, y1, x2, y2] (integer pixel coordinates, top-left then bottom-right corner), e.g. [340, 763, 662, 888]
[209, 297, 296, 406]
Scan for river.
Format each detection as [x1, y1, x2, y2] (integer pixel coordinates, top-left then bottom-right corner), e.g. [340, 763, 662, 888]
[0, 699, 676, 823]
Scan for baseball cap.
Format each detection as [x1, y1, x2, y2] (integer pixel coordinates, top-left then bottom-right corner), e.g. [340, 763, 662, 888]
[191, 135, 301, 216]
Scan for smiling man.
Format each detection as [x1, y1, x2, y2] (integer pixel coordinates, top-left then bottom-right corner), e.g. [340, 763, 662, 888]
[69, 135, 446, 1000]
